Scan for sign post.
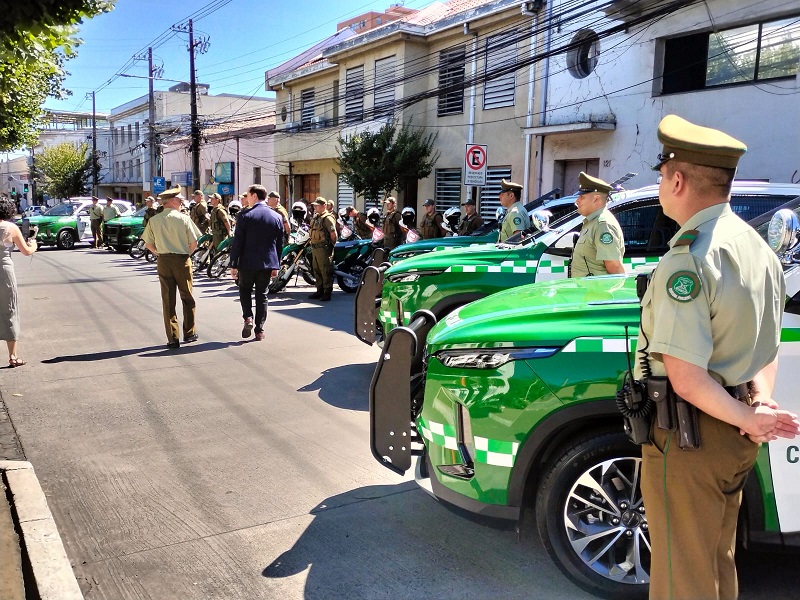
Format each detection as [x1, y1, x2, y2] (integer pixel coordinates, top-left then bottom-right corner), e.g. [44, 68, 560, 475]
[464, 144, 488, 186]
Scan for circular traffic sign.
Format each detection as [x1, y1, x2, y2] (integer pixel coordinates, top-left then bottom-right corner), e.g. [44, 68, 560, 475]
[466, 145, 487, 171]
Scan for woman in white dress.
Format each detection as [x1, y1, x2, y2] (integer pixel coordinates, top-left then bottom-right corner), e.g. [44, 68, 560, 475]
[0, 198, 38, 367]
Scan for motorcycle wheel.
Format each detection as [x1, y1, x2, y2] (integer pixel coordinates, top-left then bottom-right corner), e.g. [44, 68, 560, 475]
[129, 239, 146, 259]
[268, 267, 290, 294]
[190, 247, 210, 272]
[300, 261, 316, 286]
[207, 250, 230, 279]
[337, 261, 366, 294]
[144, 249, 156, 263]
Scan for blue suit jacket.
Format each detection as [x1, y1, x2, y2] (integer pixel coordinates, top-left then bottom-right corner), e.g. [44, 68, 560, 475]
[229, 202, 284, 271]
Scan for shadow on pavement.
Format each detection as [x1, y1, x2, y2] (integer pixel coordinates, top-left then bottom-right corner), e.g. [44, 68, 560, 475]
[298, 362, 376, 411]
[42, 340, 248, 362]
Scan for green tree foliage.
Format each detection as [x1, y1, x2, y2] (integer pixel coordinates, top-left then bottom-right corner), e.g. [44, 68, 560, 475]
[33, 142, 98, 199]
[336, 120, 440, 202]
[0, 1, 115, 151]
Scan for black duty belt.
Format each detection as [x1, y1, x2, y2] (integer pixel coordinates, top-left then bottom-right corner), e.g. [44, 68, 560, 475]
[724, 383, 750, 402]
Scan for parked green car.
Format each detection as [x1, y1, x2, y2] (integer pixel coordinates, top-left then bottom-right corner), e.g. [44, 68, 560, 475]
[355, 182, 800, 346]
[18, 197, 134, 249]
[369, 204, 800, 598]
[105, 206, 147, 252]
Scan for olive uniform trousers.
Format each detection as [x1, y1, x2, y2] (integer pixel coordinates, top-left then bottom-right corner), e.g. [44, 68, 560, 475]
[90, 219, 103, 248]
[156, 253, 196, 343]
[311, 244, 333, 294]
[641, 409, 759, 600]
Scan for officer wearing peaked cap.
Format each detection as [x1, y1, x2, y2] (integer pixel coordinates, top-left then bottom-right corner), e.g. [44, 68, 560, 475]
[497, 179, 530, 242]
[570, 172, 625, 277]
[634, 115, 800, 600]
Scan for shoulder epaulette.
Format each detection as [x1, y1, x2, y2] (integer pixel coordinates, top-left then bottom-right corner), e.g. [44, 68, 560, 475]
[674, 229, 699, 247]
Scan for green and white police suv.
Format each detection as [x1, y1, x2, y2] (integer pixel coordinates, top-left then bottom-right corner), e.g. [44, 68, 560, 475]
[355, 182, 800, 346]
[369, 204, 800, 598]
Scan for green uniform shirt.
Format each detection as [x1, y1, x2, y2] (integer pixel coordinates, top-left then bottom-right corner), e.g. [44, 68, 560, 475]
[570, 206, 625, 277]
[635, 202, 785, 385]
[89, 204, 104, 220]
[498, 201, 531, 242]
[102, 205, 120, 222]
[142, 207, 200, 255]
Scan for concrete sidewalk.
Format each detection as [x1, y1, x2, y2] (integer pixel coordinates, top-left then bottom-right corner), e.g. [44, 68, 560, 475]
[0, 461, 83, 600]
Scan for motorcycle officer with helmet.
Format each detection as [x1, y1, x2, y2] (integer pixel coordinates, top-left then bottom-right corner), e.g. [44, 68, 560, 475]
[400, 206, 420, 243]
[290, 201, 309, 232]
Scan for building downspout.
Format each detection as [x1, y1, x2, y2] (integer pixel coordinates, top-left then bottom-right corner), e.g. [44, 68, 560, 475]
[521, 3, 540, 202]
[536, 0, 554, 198]
[466, 24, 478, 202]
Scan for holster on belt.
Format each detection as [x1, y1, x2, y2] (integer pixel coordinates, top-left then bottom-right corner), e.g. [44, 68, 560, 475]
[649, 376, 701, 450]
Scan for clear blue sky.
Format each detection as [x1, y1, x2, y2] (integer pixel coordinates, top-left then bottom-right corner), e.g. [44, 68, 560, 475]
[47, 0, 434, 114]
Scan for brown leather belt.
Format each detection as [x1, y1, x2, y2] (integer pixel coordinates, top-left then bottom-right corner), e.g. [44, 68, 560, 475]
[724, 382, 751, 402]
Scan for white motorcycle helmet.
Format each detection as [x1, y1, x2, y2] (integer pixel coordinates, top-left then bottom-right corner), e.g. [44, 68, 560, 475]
[495, 206, 507, 222]
[531, 209, 553, 231]
[443, 207, 460, 233]
[366, 207, 381, 226]
[401, 206, 416, 228]
[291, 201, 308, 223]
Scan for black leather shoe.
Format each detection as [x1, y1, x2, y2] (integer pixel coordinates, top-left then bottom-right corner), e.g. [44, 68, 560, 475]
[308, 291, 323, 299]
[184, 333, 198, 343]
[320, 293, 332, 301]
[167, 340, 180, 349]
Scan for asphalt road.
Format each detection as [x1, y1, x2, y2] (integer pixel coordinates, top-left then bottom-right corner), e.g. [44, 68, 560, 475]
[2, 246, 797, 600]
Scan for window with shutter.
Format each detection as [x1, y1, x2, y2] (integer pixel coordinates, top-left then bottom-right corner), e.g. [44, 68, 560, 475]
[337, 176, 354, 208]
[438, 46, 466, 117]
[374, 56, 396, 118]
[301, 89, 315, 126]
[434, 168, 462, 211]
[484, 34, 517, 109]
[345, 66, 364, 124]
[479, 167, 512, 219]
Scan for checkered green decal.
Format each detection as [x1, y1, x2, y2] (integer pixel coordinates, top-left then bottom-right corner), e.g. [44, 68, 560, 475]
[379, 308, 411, 324]
[561, 337, 637, 353]
[418, 417, 519, 467]
[445, 259, 567, 275]
[418, 416, 458, 450]
[474, 436, 519, 468]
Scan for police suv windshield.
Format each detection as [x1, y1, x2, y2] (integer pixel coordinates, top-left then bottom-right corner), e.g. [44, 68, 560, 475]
[44, 203, 78, 216]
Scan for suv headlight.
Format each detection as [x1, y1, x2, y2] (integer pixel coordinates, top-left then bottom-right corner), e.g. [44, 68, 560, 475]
[386, 269, 445, 283]
[435, 347, 560, 369]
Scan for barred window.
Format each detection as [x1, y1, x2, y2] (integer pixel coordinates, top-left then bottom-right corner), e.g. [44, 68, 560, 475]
[300, 88, 315, 126]
[345, 66, 364, 124]
[438, 46, 466, 117]
[484, 33, 517, 109]
[374, 56, 396, 118]
[479, 166, 512, 220]
[337, 176, 354, 208]
[434, 168, 462, 212]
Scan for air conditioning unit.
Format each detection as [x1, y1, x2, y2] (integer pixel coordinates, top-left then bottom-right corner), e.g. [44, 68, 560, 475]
[286, 121, 300, 130]
[311, 116, 329, 129]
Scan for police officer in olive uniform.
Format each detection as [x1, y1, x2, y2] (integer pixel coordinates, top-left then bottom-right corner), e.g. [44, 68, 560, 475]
[418, 198, 446, 239]
[88, 196, 104, 248]
[267, 191, 291, 241]
[349, 207, 373, 239]
[497, 179, 530, 242]
[308, 197, 338, 301]
[142, 185, 201, 348]
[190, 190, 210, 234]
[382, 196, 403, 250]
[458, 198, 484, 235]
[635, 115, 800, 600]
[570, 172, 625, 277]
[143, 196, 158, 230]
[102, 197, 120, 247]
[208, 193, 230, 249]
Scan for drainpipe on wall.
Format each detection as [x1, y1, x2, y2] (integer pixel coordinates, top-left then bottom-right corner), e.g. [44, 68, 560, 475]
[521, 3, 540, 202]
[536, 0, 554, 198]
[466, 24, 478, 202]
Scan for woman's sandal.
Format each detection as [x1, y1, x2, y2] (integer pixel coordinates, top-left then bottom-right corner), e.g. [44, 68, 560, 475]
[8, 357, 26, 368]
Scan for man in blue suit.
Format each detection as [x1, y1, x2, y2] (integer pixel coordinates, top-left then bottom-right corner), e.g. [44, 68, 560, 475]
[230, 184, 284, 341]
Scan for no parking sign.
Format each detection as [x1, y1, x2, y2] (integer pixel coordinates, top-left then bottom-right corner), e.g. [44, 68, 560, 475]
[464, 144, 488, 186]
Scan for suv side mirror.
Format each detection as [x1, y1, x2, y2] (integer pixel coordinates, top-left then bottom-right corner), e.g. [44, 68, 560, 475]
[768, 209, 800, 258]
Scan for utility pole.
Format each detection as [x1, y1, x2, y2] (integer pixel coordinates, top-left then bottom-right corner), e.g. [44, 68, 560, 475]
[188, 19, 201, 192]
[172, 19, 209, 192]
[90, 91, 98, 196]
[148, 47, 156, 189]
